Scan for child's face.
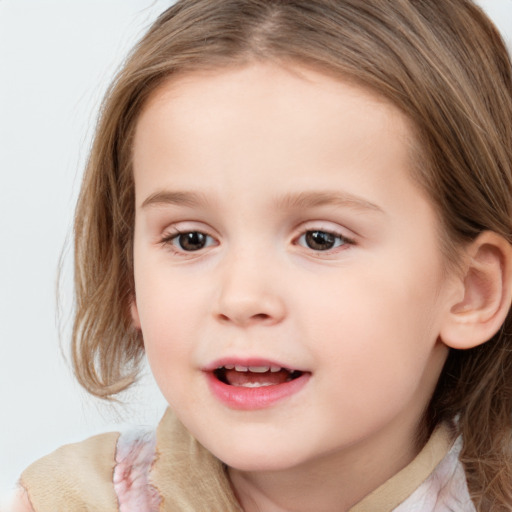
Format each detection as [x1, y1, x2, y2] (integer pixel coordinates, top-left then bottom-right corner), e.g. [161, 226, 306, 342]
[131, 63, 455, 473]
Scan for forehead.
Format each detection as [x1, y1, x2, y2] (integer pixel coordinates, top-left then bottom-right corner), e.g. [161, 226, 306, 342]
[137, 63, 410, 142]
[132, 62, 426, 215]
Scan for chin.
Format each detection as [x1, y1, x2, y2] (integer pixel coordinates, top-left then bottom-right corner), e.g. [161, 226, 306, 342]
[204, 435, 311, 473]
[176, 406, 319, 472]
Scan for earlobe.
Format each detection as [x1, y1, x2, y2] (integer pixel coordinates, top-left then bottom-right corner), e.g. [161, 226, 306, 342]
[440, 231, 512, 350]
[131, 299, 142, 330]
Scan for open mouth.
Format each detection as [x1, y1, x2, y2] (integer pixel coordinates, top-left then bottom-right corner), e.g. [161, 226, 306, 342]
[213, 365, 304, 388]
[206, 362, 311, 409]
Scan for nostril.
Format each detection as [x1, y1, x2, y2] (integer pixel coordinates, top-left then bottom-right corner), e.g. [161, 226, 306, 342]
[252, 313, 271, 321]
[215, 311, 273, 324]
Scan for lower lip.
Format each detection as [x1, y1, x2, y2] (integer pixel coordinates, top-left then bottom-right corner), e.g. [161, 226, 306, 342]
[205, 371, 310, 410]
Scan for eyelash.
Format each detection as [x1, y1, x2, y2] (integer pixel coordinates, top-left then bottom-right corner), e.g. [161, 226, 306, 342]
[159, 227, 355, 255]
[296, 229, 354, 253]
[160, 229, 217, 255]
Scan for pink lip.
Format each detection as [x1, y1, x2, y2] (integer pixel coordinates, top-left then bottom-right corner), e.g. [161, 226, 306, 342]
[204, 358, 310, 410]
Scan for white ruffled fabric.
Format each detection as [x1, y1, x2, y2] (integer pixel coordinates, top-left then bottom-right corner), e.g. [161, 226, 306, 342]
[113, 429, 160, 512]
[394, 438, 474, 511]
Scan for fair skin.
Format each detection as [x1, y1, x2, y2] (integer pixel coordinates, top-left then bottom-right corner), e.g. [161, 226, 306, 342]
[129, 63, 482, 512]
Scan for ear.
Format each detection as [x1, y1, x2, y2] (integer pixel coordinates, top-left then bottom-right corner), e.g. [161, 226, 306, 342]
[130, 298, 141, 330]
[440, 231, 512, 350]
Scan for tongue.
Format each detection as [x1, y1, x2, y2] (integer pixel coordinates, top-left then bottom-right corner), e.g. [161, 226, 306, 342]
[225, 369, 292, 387]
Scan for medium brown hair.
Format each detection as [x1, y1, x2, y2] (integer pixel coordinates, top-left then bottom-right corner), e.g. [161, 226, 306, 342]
[72, 1, 512, 508]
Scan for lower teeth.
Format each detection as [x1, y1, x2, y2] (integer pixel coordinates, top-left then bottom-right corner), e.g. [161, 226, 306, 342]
[234, 382, 275, 388]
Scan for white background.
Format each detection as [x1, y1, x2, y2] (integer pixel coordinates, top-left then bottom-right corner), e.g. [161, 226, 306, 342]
[0, 0, 511, 499]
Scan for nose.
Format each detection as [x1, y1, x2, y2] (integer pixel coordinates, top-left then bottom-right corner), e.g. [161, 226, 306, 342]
[213, 251, 287, 327]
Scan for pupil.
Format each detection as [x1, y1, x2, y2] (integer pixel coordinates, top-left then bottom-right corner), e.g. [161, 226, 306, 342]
[306, 231, 335, 250]
[179, 232, 206, 251]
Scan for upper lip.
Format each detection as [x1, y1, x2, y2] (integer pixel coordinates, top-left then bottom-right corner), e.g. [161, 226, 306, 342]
[203, 357, 308, 373]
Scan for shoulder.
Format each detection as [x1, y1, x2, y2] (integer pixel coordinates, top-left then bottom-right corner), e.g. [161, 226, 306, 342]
[19, 431, 120, 512]
[1, 487, 35, 512]
[15, 410, 239, 512]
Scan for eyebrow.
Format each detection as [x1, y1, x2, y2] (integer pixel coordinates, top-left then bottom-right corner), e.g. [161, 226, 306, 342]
[141, 190, 210, 209]
[276, 191, 385, 214]
[141, 189, 384, 214]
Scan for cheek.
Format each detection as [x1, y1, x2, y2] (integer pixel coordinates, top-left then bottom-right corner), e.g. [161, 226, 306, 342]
[135, 256, 210, 327]
[300, 273, 446, 432]
[134, 270, 206, 370]
[300, 255, 446, 382]
[140, 296, 197, 410]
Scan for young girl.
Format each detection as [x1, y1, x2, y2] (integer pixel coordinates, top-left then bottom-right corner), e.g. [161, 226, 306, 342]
[9, 0, 512, 510]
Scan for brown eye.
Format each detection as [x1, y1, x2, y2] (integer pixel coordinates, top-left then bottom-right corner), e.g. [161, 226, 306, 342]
[173, 231, 212, 251]
[299, 230, 347, 251]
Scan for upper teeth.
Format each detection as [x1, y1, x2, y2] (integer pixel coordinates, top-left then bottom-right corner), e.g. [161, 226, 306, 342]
[220, 365, 283, 373]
